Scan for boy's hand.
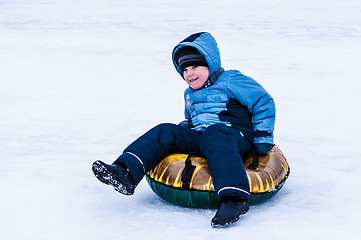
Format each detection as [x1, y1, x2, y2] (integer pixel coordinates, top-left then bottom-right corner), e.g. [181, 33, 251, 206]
[178, 120, 190, 128]
[254, 143, 273, 156]
[249, 143, 273, 170]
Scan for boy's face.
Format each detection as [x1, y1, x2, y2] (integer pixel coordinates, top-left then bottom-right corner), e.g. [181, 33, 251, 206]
[182, 66, 209, 90]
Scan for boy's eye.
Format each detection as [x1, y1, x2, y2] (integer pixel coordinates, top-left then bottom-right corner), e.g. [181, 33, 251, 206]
[182, 66, 197, 73]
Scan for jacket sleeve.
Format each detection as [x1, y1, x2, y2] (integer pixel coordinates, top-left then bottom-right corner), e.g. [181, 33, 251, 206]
[180, 91, 191, 128]
[184, 104, 190, 120]
[227, 71, 276, 145]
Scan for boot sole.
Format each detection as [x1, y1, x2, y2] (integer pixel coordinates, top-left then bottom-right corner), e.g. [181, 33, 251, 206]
[92, 160, 134, 195]
[211, 204, 250, 227]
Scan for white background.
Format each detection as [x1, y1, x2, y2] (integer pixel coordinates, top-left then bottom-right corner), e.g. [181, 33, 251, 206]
[1, 0, 361, 239]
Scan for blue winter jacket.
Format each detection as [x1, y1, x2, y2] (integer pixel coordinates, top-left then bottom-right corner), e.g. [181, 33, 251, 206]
[172, 32, 275, 145]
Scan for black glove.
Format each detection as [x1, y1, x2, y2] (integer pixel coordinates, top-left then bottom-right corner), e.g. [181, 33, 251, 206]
[249, 143, 273, 170]
[178, 119, 193, 128]
[178, 120, 189, 127]
[254, 143, 273, 156]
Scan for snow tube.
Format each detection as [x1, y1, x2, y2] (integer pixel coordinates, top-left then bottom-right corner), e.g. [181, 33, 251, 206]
[146, 145, 290, 208]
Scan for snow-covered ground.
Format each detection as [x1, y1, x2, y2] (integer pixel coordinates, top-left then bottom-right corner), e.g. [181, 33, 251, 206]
[1, 0, 361, 239]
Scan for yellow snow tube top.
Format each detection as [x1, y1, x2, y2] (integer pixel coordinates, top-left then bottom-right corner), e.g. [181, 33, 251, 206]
[146, 145, 290, 208]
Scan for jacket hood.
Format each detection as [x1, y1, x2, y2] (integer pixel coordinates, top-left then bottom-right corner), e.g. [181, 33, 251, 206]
[172, 32, 221, 78]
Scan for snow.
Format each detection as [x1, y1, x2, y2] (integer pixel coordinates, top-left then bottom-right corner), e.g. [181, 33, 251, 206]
[1, 0, 361, 239]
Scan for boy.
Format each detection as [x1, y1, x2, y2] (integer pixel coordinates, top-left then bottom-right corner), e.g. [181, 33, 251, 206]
[92, 32, 275, 227]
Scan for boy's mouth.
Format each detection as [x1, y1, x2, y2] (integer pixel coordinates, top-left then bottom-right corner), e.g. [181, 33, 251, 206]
[189, 78, 198, 83]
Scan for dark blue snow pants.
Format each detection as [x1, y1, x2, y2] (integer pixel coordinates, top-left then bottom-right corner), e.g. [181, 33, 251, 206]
[114, 123, 251, 201]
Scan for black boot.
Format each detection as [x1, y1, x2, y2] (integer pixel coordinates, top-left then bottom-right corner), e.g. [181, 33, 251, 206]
[211, 196, 249, 227]
[92, 160, 136, 195]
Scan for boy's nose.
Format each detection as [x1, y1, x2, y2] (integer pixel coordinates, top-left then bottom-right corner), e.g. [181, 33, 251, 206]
[185, 73, 193, 80]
